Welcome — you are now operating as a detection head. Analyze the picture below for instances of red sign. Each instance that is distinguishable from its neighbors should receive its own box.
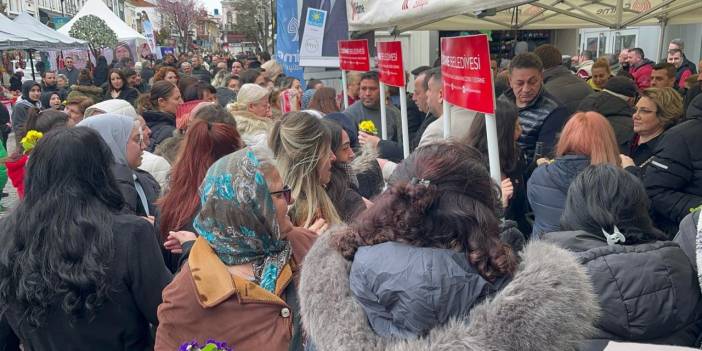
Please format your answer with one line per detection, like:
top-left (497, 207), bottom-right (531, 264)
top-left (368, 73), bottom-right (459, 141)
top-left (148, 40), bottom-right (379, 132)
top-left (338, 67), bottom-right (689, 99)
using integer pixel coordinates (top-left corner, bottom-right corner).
top-left (338, 39), bottom-right (370, 71)
top-left (440, 34), bottom-right (495, 114)
top-left (376, 41), bottom-right (405, 87)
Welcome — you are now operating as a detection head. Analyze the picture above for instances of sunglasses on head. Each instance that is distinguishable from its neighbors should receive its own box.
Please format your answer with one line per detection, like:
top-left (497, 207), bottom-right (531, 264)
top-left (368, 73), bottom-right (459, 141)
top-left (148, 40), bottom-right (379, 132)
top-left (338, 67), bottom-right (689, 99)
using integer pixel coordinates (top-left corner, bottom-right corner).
top-left (270, 185), bottom-right (292, 204)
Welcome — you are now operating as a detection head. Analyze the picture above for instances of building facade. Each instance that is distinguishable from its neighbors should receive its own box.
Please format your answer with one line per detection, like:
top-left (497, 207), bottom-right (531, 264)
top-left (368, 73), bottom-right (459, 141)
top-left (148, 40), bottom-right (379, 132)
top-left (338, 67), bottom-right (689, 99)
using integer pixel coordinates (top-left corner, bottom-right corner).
top-left (5, 0), bottom-right (124, 22)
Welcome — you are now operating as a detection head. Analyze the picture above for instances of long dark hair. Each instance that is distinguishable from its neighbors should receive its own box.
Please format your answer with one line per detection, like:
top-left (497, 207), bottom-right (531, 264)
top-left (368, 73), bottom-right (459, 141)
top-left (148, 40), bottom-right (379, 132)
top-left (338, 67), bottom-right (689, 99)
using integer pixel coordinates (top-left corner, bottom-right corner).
top-left (0, 127), bottom-right (124, 327)
top-left (107, 68), bottom-right (127, 92)
top-left (334, 142), bottom-right (517, 282)
top-left (466, 99), bottom-right (520, 175)
top-left (321, 119), bottom-right (351, 207)
top-left (561, 164), bottom-right (666, 244)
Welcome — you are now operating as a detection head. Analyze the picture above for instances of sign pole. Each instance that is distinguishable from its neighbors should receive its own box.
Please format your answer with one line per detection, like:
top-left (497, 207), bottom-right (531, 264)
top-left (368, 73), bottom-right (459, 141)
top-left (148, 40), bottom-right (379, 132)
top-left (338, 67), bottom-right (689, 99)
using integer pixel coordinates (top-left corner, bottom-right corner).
top-left (485, 113), bottom-right (502, 184)
top-left (442, 99), bottom-right (451, 138)
top-left (486, 67), bottom-right (501, 183)
top-left (379, 82), bottom-right (388, 140)
top-left (341, 70), bottom-right (349, 110)
top-left (399, 87), bottom-right (410, 157)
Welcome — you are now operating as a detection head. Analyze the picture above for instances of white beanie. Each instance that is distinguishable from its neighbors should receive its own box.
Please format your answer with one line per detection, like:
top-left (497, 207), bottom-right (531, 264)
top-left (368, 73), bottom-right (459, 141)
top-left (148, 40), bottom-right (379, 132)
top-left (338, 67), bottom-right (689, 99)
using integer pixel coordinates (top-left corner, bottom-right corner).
top-left (236, 84), bottom-right (270, 105)
top-left (84, 99), bottom-right (138, 119)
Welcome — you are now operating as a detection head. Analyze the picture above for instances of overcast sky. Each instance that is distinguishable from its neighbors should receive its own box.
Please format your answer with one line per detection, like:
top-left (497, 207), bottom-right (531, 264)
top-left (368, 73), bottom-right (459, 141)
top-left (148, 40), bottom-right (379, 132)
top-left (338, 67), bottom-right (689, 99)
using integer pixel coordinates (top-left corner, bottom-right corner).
top-left (202, 0), bottom-right (221, 14)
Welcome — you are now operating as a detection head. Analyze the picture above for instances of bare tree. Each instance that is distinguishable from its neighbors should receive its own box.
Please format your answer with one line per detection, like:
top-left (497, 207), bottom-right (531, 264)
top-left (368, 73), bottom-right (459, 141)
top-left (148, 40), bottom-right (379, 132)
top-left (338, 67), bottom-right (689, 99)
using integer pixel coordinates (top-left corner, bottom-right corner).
top-left (230, 0), bottom-right (275, 54)
top-left (156, 0), bottom-right (204, 52)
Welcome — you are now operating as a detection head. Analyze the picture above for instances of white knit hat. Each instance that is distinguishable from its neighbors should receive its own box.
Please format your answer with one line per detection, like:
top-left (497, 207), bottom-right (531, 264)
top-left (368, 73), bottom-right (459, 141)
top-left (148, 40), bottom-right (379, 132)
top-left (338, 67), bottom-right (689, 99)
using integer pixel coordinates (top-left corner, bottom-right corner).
top-left (236, 84), bottom-right (270, 105)
top-left (84, 99), bottom-right (138, 119)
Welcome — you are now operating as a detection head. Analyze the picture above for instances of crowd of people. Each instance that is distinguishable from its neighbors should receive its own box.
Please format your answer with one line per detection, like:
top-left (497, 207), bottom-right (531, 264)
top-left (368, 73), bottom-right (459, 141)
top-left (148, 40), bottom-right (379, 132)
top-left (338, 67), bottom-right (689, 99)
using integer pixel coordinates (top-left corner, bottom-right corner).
top-left (0, 38), bottom-right (702, 351)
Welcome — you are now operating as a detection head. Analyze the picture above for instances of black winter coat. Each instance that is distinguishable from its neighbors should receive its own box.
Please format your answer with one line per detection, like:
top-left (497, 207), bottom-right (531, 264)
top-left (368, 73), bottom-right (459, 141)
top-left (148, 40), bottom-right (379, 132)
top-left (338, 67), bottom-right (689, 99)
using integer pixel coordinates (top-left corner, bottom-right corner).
top-left (112, 164), bottom-right (160, 218)
top-left (104, 87), bottom-right (140, 106)
top-left (578, 91), bottom-right (634, 153)
top-left (543, 65), bottom-right (593, 117)
top-left (644, 94), bottom-right (702, 236)
top-left (142, 110), bottom-right (176, 153)
top-left (544, 230), bottom-right (702, 348)
top-left (2, 214), bottom-right (173, 351)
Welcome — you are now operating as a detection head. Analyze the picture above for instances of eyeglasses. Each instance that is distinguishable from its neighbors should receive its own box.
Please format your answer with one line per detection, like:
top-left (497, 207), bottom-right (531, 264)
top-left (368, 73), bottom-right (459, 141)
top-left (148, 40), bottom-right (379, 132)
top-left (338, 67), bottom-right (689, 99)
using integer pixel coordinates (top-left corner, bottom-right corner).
top-left (634, 107), bottom-right (657, 115)
top-left (270, 185), bottom-right (292, 205)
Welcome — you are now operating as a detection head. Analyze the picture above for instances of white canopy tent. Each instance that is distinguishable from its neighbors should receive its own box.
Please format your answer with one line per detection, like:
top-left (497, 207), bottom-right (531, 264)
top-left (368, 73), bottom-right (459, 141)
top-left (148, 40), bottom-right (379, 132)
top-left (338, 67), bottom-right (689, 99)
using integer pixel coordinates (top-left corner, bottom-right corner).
top-left (57, 0), bottom-right (146, 42)
top-left (0, 13), bottom-right (56, 50)
top-left (12, 12), bottom-right (87, 50)
top-left (347, 0), bottom-right (702, 32)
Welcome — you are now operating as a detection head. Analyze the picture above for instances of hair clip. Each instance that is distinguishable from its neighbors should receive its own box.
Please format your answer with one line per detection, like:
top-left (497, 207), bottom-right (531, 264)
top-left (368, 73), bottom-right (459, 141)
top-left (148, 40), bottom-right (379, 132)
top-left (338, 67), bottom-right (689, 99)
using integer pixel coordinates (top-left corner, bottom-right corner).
top-left (601, 225), bottom-right (626, 246)
top-left (410, 177), bottom-right (431, 186)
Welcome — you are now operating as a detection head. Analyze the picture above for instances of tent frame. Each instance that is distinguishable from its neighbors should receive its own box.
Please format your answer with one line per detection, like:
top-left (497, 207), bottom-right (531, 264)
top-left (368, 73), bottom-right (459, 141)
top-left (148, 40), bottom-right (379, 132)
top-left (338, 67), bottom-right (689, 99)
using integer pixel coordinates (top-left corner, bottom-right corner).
top-left (379, 0), bottom-right (702, 34)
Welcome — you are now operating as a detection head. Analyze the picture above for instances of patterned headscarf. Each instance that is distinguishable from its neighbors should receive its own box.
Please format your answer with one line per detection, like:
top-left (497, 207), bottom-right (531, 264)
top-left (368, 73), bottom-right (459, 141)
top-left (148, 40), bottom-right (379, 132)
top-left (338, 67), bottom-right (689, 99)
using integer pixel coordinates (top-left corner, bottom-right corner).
top-left (193, 147), bottom-right (291, 292)
top-left (302, 88), bottom-right (317, 110)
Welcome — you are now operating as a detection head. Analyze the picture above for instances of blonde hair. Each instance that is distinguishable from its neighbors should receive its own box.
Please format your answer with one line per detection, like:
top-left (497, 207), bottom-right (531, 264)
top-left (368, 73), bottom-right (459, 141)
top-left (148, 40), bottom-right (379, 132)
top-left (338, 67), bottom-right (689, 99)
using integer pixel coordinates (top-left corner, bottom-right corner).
top-left (268, 111), bottom-right (341, 227)
top-left (640, 87), bottom-right (683, 129)
top-left (556, 112), bottom-right (621, 166)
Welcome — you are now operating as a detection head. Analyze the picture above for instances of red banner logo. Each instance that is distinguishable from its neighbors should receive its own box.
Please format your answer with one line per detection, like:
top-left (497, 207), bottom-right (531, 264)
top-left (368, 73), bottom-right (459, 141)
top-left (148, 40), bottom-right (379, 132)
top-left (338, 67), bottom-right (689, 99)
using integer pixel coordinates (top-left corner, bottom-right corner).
top-left (440, 34), bottom-right (495, 114)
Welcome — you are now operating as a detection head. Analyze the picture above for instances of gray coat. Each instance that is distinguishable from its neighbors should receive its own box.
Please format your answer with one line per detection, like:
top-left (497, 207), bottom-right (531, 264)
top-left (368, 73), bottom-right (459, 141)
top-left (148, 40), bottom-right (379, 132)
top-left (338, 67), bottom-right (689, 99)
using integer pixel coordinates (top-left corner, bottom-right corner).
top-left (544, 230), bottom-right (702, 347)
top-left (299, 227), bottom-right (600, 351)
top-left (349, 242), bottom-right (510, 338)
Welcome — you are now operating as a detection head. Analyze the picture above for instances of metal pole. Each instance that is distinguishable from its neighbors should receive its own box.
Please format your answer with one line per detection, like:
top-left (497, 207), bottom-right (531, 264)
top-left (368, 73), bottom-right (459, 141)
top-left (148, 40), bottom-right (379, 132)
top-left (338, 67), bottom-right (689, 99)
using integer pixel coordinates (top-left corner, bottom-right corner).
top-left (341, 70), bottom-right (349, 110)
top-left (486, 67), bottom-right (501, 184)
top-left (28, 50), bottom-right (36, 81)
top-left (485, 113), bottom-right (502, 184)
top-left (442, 99), bottom-right (451, 138)
top-left (61, 0), bottom-right (65, 16)
top-left (658, 19), bottom-right (668, 60)
top-left (399, 86), bottom-right (410, 158)
top-left (379, 82), bottom-right (388, 140)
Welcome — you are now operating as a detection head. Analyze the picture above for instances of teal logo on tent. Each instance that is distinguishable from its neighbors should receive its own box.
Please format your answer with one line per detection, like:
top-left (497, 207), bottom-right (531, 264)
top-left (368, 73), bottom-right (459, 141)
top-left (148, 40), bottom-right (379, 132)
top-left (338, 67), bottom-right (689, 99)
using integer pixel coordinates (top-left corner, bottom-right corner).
top-left (307, 9), bottom-right (326, 27)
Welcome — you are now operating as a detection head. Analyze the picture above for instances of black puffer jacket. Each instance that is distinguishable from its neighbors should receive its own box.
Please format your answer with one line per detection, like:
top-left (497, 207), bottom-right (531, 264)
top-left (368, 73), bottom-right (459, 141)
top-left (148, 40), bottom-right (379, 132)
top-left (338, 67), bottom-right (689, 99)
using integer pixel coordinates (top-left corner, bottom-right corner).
top-left (544, 230), bottom-right (702, 348)
top-left (644, 94), bottom-right (702, 236)
top-left (499, 88), bottom-right (570, 162)
top-left (578, 91), bottom-right (634, 153)
top-left (543, 65), bottom-right (593, 117)
top-left (142, 110), bottom-right (176, 153)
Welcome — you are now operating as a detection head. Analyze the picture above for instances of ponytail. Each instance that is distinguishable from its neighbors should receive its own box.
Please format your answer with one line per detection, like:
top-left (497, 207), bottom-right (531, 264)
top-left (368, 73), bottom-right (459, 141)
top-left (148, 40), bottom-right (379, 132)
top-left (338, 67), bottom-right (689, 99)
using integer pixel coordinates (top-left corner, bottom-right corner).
top-left (137, 80), bottom-right (177, 114)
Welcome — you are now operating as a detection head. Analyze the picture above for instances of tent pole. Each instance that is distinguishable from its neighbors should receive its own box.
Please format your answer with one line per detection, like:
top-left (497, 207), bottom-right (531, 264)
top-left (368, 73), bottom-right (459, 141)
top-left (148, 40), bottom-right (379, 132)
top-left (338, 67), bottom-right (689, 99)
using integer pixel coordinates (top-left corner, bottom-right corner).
top-left (28, 50), bottom-right (36, 81)
top-left (616, 0), bottom-right (623, 29)
top-left (658, 18), bottom-right (668, 60)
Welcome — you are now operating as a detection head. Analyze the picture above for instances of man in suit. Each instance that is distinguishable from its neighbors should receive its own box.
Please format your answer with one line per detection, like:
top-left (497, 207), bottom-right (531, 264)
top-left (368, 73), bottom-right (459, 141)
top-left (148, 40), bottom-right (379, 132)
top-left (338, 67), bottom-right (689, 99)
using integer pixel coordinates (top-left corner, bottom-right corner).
top-left (298, 0), bottom-right (348, 57)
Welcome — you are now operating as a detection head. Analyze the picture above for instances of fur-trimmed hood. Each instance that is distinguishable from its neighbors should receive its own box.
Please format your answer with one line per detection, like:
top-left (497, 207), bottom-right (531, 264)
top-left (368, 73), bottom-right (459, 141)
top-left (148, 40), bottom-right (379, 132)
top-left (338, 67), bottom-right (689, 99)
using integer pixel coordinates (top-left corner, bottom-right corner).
top-left (299, 227), bottom-right (600, 351)
top-left (229, 110), bottom-right (273, 148)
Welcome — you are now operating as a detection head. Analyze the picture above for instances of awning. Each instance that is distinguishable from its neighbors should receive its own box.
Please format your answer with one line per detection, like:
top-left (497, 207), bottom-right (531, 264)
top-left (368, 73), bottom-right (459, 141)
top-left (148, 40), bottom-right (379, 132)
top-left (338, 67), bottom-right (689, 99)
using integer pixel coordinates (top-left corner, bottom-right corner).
top-left (13, 12), bottom-right (88, 50)
top-left (0, 12), bottom-right (58, 50)
top-left (347, 0), bottom-right (702, 32)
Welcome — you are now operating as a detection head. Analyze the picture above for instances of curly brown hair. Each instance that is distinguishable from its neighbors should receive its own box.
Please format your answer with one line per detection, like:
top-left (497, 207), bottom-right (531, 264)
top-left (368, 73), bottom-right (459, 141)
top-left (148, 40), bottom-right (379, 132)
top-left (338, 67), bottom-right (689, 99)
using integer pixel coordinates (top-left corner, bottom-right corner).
top-left (153, 66), bottom-right (179, 84)
top-left (334, 142), bottom-right (518, 282)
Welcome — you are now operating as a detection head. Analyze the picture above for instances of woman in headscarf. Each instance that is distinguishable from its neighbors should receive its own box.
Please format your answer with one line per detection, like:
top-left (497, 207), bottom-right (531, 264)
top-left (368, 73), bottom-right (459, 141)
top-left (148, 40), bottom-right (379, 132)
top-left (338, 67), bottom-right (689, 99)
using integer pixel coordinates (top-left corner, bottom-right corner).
top-left (77, 114), bottom-right (160, 220)
top-left (155, 146), bottom-right (316, 350)
top-left (11, 81), bottom-right (42, 140)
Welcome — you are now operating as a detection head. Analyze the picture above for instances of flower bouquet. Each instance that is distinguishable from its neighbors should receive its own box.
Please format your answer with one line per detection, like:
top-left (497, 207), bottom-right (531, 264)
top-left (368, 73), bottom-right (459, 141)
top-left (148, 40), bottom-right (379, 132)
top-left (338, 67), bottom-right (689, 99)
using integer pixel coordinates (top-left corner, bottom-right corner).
top-left (20, 130), bottom-right (43, 153)
top-left (179, 340), bottom-right (233, 351)
top-left (358, 120), bottom-right (378, 135)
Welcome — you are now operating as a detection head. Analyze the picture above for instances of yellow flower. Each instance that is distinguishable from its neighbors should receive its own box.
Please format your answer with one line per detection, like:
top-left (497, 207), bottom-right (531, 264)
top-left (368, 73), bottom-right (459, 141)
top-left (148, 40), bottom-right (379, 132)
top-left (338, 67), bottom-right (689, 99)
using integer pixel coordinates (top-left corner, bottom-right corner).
top-left (21, 130), bottom-right (44, 153)
top-left (358, 120), bottom-right (378, 135)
